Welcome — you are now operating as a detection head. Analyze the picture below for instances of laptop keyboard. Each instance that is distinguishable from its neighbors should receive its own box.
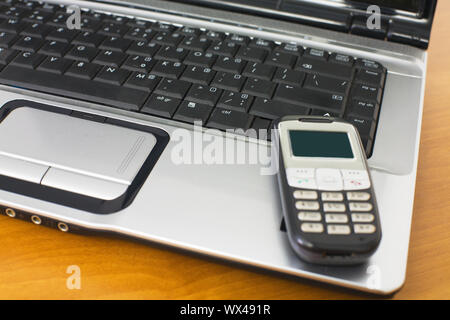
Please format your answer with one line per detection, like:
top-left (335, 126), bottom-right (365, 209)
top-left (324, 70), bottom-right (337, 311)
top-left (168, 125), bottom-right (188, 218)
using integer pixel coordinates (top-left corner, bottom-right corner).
top-left (0, 1), bottom-right (386, 156)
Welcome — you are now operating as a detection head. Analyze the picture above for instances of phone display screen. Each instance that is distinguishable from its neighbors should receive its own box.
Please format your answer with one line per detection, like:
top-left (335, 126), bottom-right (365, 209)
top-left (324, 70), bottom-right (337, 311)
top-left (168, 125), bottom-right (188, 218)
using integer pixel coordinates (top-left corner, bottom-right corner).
top-left (289, 130), bottom-right (354, 159)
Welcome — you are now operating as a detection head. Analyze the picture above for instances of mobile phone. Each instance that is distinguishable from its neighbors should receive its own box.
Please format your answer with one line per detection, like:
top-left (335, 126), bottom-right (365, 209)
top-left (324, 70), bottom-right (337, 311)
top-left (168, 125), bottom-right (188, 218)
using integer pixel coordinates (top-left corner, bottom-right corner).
top-left (273, 116), bottom-right (381, 265)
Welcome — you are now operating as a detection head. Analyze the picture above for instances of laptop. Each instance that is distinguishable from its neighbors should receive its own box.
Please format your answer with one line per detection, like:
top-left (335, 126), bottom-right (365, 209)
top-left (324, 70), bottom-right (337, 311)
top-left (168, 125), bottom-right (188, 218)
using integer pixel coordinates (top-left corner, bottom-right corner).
top-left (0, 0), bottom-right (436, 294)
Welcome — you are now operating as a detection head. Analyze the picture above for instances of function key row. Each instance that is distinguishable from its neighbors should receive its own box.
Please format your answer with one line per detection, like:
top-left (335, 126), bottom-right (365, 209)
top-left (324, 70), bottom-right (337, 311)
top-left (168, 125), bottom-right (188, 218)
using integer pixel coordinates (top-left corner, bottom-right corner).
top-left (295, 201), bottom-right (373, 212)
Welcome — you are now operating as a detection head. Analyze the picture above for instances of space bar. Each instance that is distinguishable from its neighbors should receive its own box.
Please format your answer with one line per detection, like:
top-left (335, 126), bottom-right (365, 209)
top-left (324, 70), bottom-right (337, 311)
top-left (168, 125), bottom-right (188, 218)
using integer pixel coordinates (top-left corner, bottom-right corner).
top-left (0, 66), bottom-right (149, 111)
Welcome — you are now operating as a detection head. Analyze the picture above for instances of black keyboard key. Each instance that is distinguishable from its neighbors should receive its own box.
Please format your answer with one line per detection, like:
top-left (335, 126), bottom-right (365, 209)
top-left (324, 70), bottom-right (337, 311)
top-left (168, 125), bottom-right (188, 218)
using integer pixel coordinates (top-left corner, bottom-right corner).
top-left (126, 40), bottom-right (159, 56)
top-left (242, 62), bottom-right (275, 80)
top-left (123, 72), bottom-right (160, 92)
top-left (37, 56), bottom-right (72, 74)
top-left (126, 19), bottom-right (152, 29)
top-left (329, 53), bottom-right (354, 66)
top-left (173, 100), bottom-right (212, 124)
top-left (124, 27), bottom-right (155, 41)
top-left (46, 27), bottom-right (78, 43)
top-left (345, 116), bottom-right (376, 138)
top-left (151, 60), bottom-right (185, 79)
top-left (12, 35), bottom-right (43, 52)
top-left (10, 51), bottom-right (44, 68)
top-left (72, 31), bottom-right (105, 47)
top-left (0, 6), bottom-right (27, 19)
top-left (152, 23), bottom-right (175, 32)
top-left (98, 22), bottom-right (129, 37)
top-left (154, 78), bottom-right (191, 99)
top-left (20, 22), bottom-right (51, 38)
top-left (303, 74), bottom-right (350, 94)
top-left (243, 77), bottom-right (276, 99)
top-left (304, 48), bottom-right (328, 60)
top-left (141, 94), bottom-right (181, 118)
top-left (93, 50), bottom-right (127, 67)
top-left (23, 10), bottom-right (52, 24)
top-left (207, 41), bottom-right (239, 57)
top-left (0, 66), bottom-right (147, 111)
top-left (122, 54), bottom-right (155, 73)
top-left (275, 43), bottom-right (304, 56)
top-left (347, 99), bottom-right (380, 120)
top-left (65, 44), bottom-right (98, 62)
top-left (355, 68), bottom-right (385, 87)
top-left (185, 84), bottom-right (222, 106)
top-left (249, 117), bottom-right (272, 140)
top-left (0, 31), bottom-right (17, 47)
top-left (178, 26), bottom-right (201, 37)
top-left (100, 36), bottom-right (132, 52)
top-left (205, 30), bottom-right (225, 41)
top-left (211, 71), bottom-right (245, 91)
top-left (225, 34), bottom-right (250, 46)
top-left (351, 83), bottom-right (382, 103)
top-left (65, 61), bottom-right (101, 79)
top-left (0, 47), bottom-right (16, 64)
top-left (154, 45), bottom-right (188, 62)
top-left (273, 68), bottom-right (305, 85)
top-left (103, 15), bottom-right (129, 25)
top-left (95, 65), bottom-right (130, 85)
top-left (310, 109), bottom-right (341, 117)
top-left (0, 18), bottom-right (26, 33)
top-left (274, 84), bottom-right (345, 113)
top-left (235, 46), bottom-right (267, 63)
top-left (179, 35), bottom-right (211, 51)
top-left (295, 57), bottom-right (353, 80)
top-left (217, 90), bottom-right (254, 112)
top-left (265, 51), bottom-right (297, 68)
top-left (184, 50), bottom-right (216, 68)
top-left (249, 38), bottom-right (275, 51)
top-left (207, 108), bottom-right (253, 130)
top-left (213, 56), bottom-right (246, 74)
top-left (250, 97), bottom-right (310, 120)
top-left (79, 17), bottom-right (102, 33)
top-left (180, 65), bottom-right (215, 85)
top-left (355, 58), bottom-right (385, 72)
top-left (152, 31), bottom-right (183, 47)
top-left (38, 40), bottom-right (69, 57)
top-left (47, 12), bottom-right (69, 27)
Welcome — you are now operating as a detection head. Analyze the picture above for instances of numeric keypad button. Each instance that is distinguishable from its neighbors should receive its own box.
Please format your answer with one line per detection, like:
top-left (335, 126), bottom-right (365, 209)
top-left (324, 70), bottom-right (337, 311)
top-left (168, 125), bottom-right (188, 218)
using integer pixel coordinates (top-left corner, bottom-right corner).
top-left (323, 202), bottom-right (346, 212)
top-left (298, 212), bottom-right (321, 222)
top-left (325, 214), bottom-right (348, 224)
top-left (327, 225), bottom-right (351, 235)
top-left (293, 190), bottom-right (318, 200)
top-left (301, 223), bottom-right (324, 233)
top-left (347, 192), bottom-right (371, 201)
top-left (295, 201), bottom-right (320, 211)
top-left (349, 202), bottom-right (373, 212)
top-left (321, 192), bottom-right (343, 201)
top-left (351, 213), bottom-right (375, 223)
top-left (354, 224), bottom-right (376, 234)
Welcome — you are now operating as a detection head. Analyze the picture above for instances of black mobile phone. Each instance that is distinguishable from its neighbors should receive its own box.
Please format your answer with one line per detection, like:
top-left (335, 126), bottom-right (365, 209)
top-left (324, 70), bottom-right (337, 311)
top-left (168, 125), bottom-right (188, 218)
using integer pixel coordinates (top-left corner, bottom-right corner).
top-left (274, 116), bottom-right (382, 265)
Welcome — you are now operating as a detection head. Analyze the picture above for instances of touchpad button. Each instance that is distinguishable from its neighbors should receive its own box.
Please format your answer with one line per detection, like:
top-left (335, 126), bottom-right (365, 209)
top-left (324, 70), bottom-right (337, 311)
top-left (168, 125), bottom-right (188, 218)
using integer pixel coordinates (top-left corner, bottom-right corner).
top-left (0, 107), bottom-right (157, 200)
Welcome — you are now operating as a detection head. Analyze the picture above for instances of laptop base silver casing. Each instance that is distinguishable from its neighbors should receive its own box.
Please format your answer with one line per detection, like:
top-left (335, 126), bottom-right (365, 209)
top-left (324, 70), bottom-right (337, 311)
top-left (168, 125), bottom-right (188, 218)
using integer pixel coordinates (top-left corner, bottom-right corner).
top-left (0, 0), bottom-right (427, 294)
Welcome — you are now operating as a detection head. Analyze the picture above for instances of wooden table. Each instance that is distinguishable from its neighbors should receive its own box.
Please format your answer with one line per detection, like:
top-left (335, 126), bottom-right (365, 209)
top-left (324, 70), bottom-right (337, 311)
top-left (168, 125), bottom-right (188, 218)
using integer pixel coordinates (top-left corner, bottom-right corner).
top-left (0, 3), bottom-right (449, 300)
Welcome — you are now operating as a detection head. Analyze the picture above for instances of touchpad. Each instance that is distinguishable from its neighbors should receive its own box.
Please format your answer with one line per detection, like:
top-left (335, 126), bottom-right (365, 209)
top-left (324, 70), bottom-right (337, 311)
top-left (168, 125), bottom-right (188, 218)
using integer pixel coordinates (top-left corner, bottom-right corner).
top-left (0, 106), bottom-right (158, 202)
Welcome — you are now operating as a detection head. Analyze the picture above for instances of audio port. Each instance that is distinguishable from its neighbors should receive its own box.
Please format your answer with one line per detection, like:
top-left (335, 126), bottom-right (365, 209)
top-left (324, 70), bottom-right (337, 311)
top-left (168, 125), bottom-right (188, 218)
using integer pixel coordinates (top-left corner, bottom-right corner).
top-left (57, 222), bottom-right (69, 232)
top-left (31, 215), bottom-right (42, 225)
top-left (5, 208), bottom-right (16, 218)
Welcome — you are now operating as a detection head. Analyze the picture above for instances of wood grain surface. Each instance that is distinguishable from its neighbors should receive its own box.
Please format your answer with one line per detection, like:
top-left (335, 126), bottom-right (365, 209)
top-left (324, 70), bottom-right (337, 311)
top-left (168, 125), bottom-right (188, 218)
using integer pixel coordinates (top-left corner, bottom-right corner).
top-left (0, 2), bottom-right (449, 300)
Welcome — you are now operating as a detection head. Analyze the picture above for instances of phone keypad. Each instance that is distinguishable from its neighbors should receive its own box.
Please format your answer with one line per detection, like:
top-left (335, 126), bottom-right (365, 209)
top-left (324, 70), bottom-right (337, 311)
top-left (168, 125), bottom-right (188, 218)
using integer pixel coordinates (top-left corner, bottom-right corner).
top-left (292, 188), bottom-right (377, 235)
